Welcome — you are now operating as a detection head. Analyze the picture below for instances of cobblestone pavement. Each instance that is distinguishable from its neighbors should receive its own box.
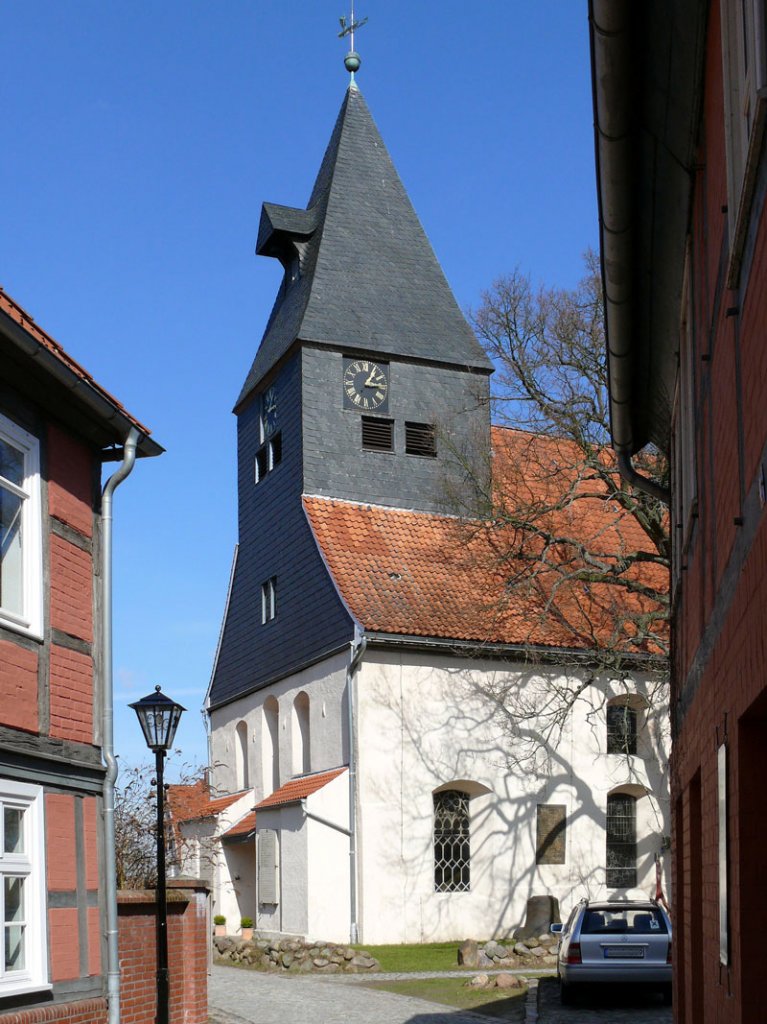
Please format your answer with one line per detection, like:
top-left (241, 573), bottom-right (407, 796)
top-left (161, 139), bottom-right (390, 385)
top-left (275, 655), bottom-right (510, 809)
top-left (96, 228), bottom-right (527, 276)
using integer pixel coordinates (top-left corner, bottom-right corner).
top-left (208, 964), bottom-right (518, 1024)
top-left (534, 977), bottom-right (672, 1024)
top-left (209, 964), bottom-right (671, 1024)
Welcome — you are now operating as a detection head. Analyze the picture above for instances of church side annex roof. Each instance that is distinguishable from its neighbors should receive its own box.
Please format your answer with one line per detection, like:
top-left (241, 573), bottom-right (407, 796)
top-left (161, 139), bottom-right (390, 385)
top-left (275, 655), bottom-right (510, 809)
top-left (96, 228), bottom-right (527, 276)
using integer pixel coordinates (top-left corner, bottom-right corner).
top-left (303, 426), bottom-right (668, 655)
top-left (237, 86), bottom-right (491, 409)
top-left (255, 767), bottom-right (348, 810)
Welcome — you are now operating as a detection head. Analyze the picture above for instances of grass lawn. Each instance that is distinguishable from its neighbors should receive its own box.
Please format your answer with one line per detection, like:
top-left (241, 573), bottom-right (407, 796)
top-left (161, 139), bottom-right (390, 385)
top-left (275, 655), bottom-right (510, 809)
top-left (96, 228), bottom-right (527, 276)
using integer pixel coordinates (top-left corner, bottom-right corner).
top-left (352, 942), bottom-right (462, 973)
top-left (364, 977), bottom-right (527, 1022)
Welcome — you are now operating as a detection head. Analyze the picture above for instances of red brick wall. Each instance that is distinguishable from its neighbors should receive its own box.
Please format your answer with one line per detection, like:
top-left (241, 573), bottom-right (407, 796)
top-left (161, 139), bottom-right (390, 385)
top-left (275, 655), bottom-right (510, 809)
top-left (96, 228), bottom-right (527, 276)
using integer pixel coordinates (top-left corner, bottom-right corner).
top-left (49, 645), bottom-right (94, 744)
top-left (45, 794), bottom-right (77, 891)
top-left (117, 886), bottom-right (209, 1024)
top-left (47, 424), bottom-right (94, 538)
top-left (0, 999), bottom-right (106, 1024)
top-left (49, 536), bottom-right (93, 643)
top-left (0, 640), bottom-right (38, 732)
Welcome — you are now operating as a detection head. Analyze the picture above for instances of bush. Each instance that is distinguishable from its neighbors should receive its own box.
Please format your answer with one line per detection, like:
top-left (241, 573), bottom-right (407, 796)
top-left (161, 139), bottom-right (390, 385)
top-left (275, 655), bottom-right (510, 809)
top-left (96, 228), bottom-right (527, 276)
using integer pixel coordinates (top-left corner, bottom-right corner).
top-left (213, 915), bottom-right (226, 926)
top-left (241, 917), bottom-right (254, 929)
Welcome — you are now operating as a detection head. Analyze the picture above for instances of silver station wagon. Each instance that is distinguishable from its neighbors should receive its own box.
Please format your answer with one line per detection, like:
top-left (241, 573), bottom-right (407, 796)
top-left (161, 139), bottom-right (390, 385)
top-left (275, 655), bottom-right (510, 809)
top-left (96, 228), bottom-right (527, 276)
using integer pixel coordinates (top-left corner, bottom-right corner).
top-left (551, 899), bottom-right (672, 1005)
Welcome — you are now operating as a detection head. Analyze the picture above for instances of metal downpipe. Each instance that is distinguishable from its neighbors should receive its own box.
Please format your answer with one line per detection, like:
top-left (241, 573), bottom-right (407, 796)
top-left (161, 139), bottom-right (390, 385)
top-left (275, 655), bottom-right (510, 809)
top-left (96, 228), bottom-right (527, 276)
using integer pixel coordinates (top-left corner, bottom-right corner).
top-left (101, 427), bottom-right (139, 1024)
top-left (346, 633), bottom-right (367, 944)
top-left (617, 451), bottom-right (670, 506)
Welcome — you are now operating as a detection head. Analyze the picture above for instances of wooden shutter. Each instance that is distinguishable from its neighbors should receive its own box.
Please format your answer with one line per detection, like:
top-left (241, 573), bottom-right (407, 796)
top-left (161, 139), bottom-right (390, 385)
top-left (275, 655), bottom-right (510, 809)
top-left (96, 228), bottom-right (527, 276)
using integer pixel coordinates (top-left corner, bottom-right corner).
top-left (257, 829), bottom-right (279, 904)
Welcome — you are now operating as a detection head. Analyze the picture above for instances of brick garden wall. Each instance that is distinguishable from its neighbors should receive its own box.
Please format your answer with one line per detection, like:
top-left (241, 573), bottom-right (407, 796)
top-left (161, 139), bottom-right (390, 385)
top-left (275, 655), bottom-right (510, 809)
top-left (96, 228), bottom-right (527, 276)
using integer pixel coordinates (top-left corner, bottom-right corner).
top-left (117, 884), bottom-right (209, 1024)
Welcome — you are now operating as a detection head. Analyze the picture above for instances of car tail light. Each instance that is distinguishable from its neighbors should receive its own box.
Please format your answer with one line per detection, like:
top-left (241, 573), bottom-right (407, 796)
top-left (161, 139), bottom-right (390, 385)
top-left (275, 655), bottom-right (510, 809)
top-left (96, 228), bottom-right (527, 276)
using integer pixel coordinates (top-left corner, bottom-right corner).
top-left (566, 942), bottom-right (582, 965)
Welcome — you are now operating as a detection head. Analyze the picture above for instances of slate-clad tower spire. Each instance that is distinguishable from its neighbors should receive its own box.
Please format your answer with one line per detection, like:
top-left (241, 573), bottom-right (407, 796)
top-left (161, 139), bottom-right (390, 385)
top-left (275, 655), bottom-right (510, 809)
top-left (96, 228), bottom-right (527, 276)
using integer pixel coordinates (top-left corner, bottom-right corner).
top-left (238, 85), bottom-right (491, 409)
top-left (208, 85), bottom-right (493, 708)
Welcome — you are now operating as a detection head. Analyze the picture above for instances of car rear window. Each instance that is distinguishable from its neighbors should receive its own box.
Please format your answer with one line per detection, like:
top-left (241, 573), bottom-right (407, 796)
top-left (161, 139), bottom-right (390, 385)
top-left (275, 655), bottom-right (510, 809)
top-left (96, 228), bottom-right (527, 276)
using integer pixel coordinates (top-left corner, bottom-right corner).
top-left (581, 908), bottom-right (668, 935)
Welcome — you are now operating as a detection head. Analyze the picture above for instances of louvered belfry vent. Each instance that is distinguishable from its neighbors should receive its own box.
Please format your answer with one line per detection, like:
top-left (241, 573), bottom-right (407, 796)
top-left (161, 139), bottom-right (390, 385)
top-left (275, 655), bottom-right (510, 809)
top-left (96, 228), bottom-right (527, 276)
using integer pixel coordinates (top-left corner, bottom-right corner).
top-left (362, 417), bottom-right (394, 452)
top-left (405, 421), bottom-right (437, 458)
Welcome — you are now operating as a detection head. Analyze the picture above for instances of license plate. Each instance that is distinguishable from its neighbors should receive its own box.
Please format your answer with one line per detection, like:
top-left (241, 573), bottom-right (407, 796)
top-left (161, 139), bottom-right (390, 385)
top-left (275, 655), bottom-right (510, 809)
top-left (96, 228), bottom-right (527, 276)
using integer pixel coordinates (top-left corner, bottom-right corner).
top-left (604, 946), bottom-right (644, 959)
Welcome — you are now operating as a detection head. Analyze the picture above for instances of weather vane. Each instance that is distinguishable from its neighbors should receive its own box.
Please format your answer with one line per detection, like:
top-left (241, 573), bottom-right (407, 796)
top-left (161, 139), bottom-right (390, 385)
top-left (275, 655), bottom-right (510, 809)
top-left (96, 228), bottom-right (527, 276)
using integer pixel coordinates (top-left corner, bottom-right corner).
top-left (338, 1), bottom-right (367, 84)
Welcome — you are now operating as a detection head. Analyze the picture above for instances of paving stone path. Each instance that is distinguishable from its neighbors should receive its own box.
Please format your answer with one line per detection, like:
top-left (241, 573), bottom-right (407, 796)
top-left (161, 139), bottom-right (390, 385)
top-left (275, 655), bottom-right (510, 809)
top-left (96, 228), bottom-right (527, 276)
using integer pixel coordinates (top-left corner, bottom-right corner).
top-left (209, 963), bottom-right (671, 1024)
top-left (208, 964), bottom-right (508, 1024)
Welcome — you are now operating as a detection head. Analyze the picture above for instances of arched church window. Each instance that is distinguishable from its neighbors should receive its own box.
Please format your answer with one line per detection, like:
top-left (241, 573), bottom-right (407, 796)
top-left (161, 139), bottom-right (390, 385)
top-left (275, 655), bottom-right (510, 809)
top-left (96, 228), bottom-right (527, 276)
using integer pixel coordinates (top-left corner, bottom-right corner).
top-left (262, 697), bottom-right (279, 796)
top-left (606, 792), bottom-right (637, 888)
top-left (433, 789), bottom-right (470, 892)
top-left (292, 692), bottom-right (310, 775)
top-left (235, 720), bottom-right (250, 790)
top-left (606, 702), bottom-right (638, 755)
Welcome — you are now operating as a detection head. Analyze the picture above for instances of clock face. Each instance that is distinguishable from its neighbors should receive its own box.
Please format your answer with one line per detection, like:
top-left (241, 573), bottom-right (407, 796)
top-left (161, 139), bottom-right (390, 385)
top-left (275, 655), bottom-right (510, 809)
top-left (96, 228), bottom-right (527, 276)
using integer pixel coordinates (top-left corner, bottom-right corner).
top-left (262, 385), bottom-right (278, 438)
top-left (343, 359), bottom-right (389, 412)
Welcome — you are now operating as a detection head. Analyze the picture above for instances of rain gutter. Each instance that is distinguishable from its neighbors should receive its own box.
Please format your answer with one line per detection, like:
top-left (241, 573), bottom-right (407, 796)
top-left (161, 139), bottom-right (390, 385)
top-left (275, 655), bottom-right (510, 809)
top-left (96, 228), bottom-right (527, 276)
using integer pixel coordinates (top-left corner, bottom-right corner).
top-left (590, 0), bottom-right (670, 504)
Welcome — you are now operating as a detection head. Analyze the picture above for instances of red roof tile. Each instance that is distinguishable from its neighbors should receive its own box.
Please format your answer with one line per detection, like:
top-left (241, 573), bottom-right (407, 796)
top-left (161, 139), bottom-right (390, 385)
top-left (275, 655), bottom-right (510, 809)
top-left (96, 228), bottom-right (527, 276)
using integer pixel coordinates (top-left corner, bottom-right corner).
top-left (167, 779), bottom-right (247, 823)
top-left (255, 768), bottom-right (347, 810)
top-left (303, 427), bottom-right (667, 655)
top-left (222, 810), bottom-right (257, 840)
top-left (0, 287), bottom-right (152, 436)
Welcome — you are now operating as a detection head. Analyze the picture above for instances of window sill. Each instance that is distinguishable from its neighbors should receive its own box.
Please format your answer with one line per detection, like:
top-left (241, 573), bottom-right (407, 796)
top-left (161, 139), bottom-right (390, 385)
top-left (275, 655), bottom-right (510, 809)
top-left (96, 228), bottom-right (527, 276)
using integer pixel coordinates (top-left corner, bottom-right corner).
top-left (0, 613), bottom-right (43, 643)
top-left (0, 980), bottom-right (52, 1000)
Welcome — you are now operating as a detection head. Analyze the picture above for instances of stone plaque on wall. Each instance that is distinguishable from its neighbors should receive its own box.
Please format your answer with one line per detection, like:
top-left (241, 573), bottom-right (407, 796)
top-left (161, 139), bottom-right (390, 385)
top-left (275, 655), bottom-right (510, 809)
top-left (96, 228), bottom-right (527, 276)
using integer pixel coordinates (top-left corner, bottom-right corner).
top-left (536, 804), bottom-right (567, 864)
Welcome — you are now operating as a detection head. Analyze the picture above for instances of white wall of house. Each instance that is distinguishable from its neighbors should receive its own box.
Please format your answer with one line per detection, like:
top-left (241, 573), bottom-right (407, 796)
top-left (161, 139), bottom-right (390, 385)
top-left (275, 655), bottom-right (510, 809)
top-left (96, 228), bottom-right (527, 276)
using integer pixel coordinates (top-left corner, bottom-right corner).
top-left (206, 645), bottom-right (670, 945)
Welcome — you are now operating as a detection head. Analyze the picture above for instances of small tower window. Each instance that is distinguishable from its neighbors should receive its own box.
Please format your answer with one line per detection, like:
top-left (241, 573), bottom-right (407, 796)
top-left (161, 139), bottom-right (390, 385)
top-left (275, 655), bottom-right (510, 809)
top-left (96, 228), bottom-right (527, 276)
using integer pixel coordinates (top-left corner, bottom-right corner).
top-left (405, 422), bottom-right (437, 458)
top-left (255, 433), bottom-right (282, 483)
top-left (361, 417), bottom-right (393, 452)
top-left (261, 577), bottom-right (277, 624)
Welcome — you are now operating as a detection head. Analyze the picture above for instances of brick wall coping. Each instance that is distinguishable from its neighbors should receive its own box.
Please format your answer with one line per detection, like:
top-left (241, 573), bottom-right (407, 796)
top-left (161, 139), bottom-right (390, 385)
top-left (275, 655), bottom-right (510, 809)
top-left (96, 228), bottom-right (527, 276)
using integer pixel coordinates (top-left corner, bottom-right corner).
top-left (0, 996), bottom-right (107, 1024)
top-left (118, 888), bottom-right (198, 906)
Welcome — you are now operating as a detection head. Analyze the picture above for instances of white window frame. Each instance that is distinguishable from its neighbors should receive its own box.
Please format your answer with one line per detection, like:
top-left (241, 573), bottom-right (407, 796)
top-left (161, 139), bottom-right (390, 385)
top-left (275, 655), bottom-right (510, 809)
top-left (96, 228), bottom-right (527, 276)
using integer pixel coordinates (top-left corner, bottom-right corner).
top-left (0, 414), bottom-right (43, 639)
top-left (721, 0), bottom-right (767, 284)
top-left (0, 780), bottom-right (49, 997)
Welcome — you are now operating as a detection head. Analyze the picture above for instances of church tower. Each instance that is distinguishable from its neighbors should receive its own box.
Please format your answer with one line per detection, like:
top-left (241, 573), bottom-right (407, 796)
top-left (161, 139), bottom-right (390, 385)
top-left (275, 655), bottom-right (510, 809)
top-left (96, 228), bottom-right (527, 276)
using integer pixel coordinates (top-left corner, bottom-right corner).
top-left (208, 81), bottom-right (493, 708)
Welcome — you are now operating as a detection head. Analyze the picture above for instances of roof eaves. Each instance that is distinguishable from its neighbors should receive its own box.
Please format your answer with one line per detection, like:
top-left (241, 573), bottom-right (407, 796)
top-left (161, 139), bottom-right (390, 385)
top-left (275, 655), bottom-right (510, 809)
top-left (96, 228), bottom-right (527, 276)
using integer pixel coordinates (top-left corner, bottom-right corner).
top-left (364, 631), bottom-right (666, 672)
top-left (0, 291), bottom-right (163, 458)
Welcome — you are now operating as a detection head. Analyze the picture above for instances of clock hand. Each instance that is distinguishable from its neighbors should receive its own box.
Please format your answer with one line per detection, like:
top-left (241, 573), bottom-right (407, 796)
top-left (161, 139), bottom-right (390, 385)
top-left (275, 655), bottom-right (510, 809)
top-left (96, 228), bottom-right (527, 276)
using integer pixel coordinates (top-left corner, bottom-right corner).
top-left (364, 371), bottom-right (383, 387)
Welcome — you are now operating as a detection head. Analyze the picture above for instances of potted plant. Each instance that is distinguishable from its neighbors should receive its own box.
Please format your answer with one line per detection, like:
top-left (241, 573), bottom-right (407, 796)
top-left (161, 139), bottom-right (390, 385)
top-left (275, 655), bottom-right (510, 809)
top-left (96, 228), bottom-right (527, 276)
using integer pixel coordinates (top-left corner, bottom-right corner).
top-left (213, 914), bottom-right (226, 937)
top-left (240, 916), bottom-right (254, 941)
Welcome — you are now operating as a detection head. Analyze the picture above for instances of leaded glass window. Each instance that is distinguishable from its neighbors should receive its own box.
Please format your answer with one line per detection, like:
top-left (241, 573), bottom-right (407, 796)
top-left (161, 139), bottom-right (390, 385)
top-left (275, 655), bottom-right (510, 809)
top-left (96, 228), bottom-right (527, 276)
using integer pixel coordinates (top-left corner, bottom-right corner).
top-left (606, 705), bottom-right (638, 755)
top-left (434, 790), bottom-right (470, 892)
top-left (606, 793), bottom-right (637, 888)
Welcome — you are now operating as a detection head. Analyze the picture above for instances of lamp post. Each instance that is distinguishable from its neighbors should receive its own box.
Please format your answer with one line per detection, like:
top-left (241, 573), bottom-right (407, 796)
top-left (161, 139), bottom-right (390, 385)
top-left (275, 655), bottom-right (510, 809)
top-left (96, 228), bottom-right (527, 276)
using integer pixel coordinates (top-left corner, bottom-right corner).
top-left (129, 686), bottom-right (185, 1024)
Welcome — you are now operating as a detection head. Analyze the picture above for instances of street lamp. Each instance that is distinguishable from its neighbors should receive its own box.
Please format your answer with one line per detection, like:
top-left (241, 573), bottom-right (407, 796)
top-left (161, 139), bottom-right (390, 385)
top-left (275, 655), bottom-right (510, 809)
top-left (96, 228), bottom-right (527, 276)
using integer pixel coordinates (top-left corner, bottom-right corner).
top-left (129, 686), bottom-right (185, 1024)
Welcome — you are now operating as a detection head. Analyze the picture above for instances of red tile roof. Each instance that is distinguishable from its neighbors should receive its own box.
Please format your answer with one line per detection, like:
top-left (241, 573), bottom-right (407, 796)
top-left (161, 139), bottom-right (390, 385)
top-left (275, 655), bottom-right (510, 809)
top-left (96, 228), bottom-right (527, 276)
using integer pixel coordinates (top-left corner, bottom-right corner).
top-left (167, 779), bottom-right (247, 823)
top-left (255, 767), bottom-right (347, 810)
top-left (303, 427), bottom-right (667, 655)
top-left (222, 810), bottom-right (257, 841)
top-left (0, 287), bottom-right (152, 436)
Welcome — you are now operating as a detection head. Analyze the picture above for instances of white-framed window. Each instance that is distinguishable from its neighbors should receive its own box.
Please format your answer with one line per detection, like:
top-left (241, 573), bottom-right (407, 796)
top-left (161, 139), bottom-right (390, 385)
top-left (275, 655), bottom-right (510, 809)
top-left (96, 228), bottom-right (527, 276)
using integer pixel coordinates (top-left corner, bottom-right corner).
top-left (0, 780), bottom-right (48, 996)
top-left (721, 0), bottom-right (767, 283)
top-left (254, 433), bottom-right (282, 484)
top-left (0, 415), bottom-right (42, 638)
top-left (261, 577), bottom-right (277, 624)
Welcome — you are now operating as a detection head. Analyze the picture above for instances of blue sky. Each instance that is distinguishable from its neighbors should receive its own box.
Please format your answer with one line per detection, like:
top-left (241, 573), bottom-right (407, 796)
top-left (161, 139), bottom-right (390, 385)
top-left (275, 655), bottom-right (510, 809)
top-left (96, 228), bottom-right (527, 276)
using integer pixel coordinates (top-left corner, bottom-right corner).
top-left (1, 2), bottom-right (597, 772)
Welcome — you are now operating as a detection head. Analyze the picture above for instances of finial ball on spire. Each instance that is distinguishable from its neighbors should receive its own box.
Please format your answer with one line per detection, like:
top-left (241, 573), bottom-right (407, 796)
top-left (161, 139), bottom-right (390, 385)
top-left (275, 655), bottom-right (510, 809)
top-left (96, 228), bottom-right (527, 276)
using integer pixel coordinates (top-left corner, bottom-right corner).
top-left (344, 51), bottom-right (361, 73)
